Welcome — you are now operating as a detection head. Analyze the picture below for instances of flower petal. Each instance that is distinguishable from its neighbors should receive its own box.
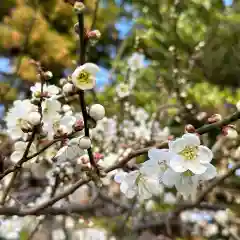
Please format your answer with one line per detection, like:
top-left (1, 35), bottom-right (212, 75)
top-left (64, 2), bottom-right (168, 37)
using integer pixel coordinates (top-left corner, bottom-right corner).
top-left (199, 163), bottom-right (217, 181)
top-left (169, 138), bottom-right (186, 153)
top-left (169, 155), bottom-right (187, 172)
top-left (11, 151), bottom-right (24, 163)
top-left (197, 146), bottom-right (213, 163)
top-left (83, 63), bottom-right (100, 76)
top-left (186, 160), bottom-right (207, 174)
top-left (162, 168), bottom-right (178, 187)
top-left (182, 133), bottom-right (200, 146)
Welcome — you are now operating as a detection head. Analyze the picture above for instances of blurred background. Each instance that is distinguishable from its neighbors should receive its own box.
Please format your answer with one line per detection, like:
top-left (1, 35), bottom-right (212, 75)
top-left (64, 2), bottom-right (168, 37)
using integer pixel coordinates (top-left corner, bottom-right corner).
top-left (1, 0), bottom-right (240, 239)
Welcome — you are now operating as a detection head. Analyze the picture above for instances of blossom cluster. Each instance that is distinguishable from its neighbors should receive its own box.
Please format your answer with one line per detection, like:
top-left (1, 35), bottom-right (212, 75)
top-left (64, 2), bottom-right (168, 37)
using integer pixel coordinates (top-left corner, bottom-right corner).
top-left (115, 133), bottom-right (216, 200)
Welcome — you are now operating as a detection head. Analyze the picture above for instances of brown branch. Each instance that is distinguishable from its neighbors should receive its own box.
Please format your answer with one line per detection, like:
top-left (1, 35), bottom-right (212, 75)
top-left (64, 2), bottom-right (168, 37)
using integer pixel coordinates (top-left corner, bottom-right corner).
top-left (0, 203), bottom-right (102, 216)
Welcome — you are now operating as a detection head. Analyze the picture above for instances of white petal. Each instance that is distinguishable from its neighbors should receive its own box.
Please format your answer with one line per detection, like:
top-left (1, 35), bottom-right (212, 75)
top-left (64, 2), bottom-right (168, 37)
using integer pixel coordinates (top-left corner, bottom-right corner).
top-left (47, 85), bottom-right (59, 95)
top-left (140, 160), bottom-right (165, 177)
top-left (199, 163), bottom-right (217, 181)
top-left (197, 146), bottom-right (213, 163)
top-left (14, 141), bottom-right (27, 151)
top-left (125, 187), bottom-right (137, 199)
top-left (169, 155), bottom-right (187, 172)
top-left (186, 160), bottom-right (207, 174)
top-left (119, 181), bottom-right (129, 194)
top-left (162, 168), bottom-right (178, 187)
top-left (148, 148), bottom-right (172, 165)
top-left (182, 133), bottom-right (200, 146)
top-left (11, 151), bottom-right (23, 163)
top-left (125, 171), bottom-right (139, 186)
top-left (148, 148), bottom-right (167, 161)
top-left (50, 99), bottom-right (61, 112)
top-left (146, 178), bottom-right (163, 195)
top-left (169, 138), bottom-right (186, 153)
top-left (9, 128), bottom-right (23, 140)
top-left (175, 175), bottom-right (197, 200)
top-left (60, 116), bottom-right (76, 127)
top-left (82, 63), bottom-right (100, 76)
top-left (114, 172), bottom-right (127, 183)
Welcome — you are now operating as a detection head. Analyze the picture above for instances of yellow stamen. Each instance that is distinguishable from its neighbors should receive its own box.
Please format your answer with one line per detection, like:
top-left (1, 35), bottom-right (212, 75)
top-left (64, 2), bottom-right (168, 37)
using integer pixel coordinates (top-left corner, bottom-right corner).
top-left (77, 71), bottom-right (90, 84)
top-left (180, 146), bottom-right (197, 160)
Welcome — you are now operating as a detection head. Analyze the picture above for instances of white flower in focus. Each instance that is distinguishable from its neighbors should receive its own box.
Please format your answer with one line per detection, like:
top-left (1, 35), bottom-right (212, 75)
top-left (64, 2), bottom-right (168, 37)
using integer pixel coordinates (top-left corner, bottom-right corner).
top-left (42, 98), bottom-right (61, 122)
top-left (30, 83), bottom-right (59, 98)
top-left (72, 63), bottom-right (100, 90)
top-left (116, 83), bottom-right (131, 98)
top-left (162, 163), bottom-right (216, 200)
top-left (5, 100), bottom-right (38, 139)
top-left (169, 133), bottom-right (213, 174)
top-left (114, 170), bottom-right (162, 200)
top-left (127, 53), bottom-right (145, 71)
top-left (140, 148), bottom-right (170, 180)
top-left (10, 141), bottom-right (37, 163)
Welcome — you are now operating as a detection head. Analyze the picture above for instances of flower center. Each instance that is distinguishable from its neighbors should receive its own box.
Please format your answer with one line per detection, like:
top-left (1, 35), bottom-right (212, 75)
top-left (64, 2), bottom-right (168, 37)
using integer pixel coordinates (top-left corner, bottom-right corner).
top-left (179, 146), bottom-right (198, 160)
top-left (77, 70), bottom-right (90, 84)
top-left (120, 84), bottom-right (129, 92)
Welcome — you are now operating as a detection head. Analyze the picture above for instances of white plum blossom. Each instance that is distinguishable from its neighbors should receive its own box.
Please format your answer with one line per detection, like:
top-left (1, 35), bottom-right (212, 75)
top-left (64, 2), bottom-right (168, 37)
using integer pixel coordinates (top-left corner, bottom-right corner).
top-left (168, 133), bottom-right (213, 174)
top-left (116, 83), bottom-right (131, 98)
top-left (127, 53), bottom-right (145, 71)
top-left (114, 169), bottom-right (163, 200)
top-left (162, 163), bottom-right (217, 199)
top-left (72, 63), bottom-right (100, 90)
top-left (42, 98), bottom-right (61, 122)
top-left (10, 141), bottom-right (37, 163)
top-left (5, 100), bottom-right (38, 139)
top-left (140, 148), bottom-right (170, 180)
top-left (43, 115), bottom-right (76, 140)
top-left (30, 82), bottom-right (59, 98)
top-left (54, 137), bottom-right (84, 162)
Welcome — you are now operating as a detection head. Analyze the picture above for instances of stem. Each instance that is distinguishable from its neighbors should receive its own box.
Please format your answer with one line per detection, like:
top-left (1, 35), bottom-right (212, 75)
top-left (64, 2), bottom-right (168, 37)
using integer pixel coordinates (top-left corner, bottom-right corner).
top-left (77, 7), bottom-right (98, 172)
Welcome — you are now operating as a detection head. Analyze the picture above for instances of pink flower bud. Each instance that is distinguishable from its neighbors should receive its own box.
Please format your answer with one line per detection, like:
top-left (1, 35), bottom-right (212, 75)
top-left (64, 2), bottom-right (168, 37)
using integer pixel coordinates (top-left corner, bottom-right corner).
top-left (208, 114), bottom-right (222, 123)
top-left (185, 124), bottom-right (196, 133)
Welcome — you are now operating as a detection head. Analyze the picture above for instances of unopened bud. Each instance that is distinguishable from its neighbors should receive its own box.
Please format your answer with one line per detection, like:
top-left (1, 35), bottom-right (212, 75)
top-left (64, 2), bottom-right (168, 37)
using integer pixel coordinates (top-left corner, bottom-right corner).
top-left (87, 30), bottom-right (101, 45)
top-left (44, 71), bottom-right (53, 80)
top-left (74, 119), bottom-right (84, 131)
top-left (73, 1), bottom-right (86, 14)
top-left (185, 124), bottom-right (196, 133)
top-left (63, 83), bottom-right (74, 94)
top-left (29, 111), bottom-right (41, 126)
top-left (89, 104), bottom-right (105, 121)
top-left (94, 153), bottom-right (104, 162)
top-left (79, 136), bottom-right (91, 149)
top-left (208, 114), bottom-right (222, 123)
top-left (222, 125), bottom-right (238, 139)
